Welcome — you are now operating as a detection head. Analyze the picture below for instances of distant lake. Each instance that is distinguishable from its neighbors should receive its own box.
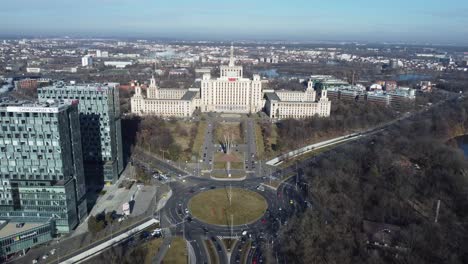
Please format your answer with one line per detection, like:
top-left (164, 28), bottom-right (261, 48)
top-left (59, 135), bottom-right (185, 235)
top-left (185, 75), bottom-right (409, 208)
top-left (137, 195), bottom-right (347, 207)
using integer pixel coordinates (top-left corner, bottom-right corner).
top-left (397, 74), bottom-right (432, 81)
top-left (453, 135), bottom-right (468, 157)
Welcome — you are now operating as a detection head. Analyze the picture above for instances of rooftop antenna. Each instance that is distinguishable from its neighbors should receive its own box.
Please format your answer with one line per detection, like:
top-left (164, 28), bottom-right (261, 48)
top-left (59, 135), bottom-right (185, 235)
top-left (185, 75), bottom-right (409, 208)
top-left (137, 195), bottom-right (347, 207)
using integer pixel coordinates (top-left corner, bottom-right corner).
top-left (229, 43), bottom-right (235, 67)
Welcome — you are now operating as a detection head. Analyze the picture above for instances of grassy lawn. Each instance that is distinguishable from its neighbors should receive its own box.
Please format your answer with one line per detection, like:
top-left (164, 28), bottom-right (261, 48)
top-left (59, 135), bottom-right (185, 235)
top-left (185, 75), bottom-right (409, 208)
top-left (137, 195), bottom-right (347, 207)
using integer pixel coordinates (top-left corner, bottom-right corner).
top-left (192, 121), bottom-right (207, 157)
top-left (215, 122), bottom-right (242, 144)
top-left (167, 122), bottom-right (195, 150)
top-left (214, 152), bottom-right (243, 162)
top-left (213, 151), bottom-right (244, 171)
top-left (213, 161), bottom-right (244, 170)
top-left (141, 239), bottom-right (164, 264)
top-left (255, 123), bottom-right (265, 159)
top-left (262, 123), bottom-right (280, 160)
top-left (164, 120), bottom-right (205, 161)
top-left (188, 188), bottom-right (268, 226)
top-left (163, 237), bottom-right (188, 264)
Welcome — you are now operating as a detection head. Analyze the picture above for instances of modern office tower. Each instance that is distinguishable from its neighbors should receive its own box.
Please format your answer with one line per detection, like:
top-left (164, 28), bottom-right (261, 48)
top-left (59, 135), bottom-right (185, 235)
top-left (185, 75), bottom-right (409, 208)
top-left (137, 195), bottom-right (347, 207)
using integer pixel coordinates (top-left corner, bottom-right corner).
top-left (38, 83), bottom-right (124, 184)
top-left (0, 100), bottom-right (86, 233)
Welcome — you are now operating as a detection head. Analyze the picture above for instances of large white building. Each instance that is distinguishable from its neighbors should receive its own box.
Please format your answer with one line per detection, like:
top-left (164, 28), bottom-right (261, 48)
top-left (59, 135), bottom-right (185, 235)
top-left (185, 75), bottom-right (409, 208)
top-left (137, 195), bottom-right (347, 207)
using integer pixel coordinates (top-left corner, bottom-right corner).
top-left (81, 55), bottom-right (93, 67)
top-left (264, 81), bottom-right (331, 119)
top-left (131, 46), bottom-right (331, 119)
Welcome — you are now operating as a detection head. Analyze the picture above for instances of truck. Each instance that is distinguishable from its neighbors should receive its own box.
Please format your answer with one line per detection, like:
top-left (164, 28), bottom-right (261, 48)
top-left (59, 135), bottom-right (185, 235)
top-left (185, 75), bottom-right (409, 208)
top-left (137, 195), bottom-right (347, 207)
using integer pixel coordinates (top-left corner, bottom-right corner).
top-left (123, 202), bottom-right (130, 216)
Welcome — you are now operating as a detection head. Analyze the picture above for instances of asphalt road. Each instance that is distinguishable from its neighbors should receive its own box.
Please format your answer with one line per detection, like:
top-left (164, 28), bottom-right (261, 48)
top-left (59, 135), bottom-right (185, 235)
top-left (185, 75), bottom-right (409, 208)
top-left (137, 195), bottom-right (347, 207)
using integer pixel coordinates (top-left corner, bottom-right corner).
top-left (159, 175), bottom-right (306, 263)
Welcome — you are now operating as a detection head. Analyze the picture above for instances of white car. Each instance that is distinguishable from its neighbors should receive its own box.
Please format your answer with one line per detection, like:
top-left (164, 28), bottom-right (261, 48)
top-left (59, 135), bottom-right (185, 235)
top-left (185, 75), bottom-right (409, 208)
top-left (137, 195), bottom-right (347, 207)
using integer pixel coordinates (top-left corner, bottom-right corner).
top-left (42, 254), bottom-right (48, 260)
top-left (151, 228), bottom-right (162, 237)
top-left (50, 249), bottom-right (56, 255)
top-left (185, 208), bottom-right (189, 214)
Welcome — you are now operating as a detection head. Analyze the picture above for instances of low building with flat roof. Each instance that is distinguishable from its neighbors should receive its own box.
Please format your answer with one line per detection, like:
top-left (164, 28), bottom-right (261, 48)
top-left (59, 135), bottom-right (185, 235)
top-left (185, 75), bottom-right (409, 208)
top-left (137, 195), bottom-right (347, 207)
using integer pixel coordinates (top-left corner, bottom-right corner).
top-left (0, 219), bottom-right (55, 259)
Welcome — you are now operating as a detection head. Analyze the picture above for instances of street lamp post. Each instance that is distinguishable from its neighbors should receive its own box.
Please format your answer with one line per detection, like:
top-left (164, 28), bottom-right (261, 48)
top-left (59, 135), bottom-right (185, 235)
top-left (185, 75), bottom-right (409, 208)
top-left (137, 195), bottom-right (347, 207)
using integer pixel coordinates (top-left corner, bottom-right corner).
top-left (295, 162), bottom-right (299, 191)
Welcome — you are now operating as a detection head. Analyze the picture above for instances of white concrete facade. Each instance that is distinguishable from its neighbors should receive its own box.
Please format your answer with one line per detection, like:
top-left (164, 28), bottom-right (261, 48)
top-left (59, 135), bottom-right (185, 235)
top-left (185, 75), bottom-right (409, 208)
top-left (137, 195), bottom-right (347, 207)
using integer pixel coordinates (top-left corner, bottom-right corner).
top-left (264, 85), bottom-right (331, 119)
top-left (130, 45), bottom-right (332, 119)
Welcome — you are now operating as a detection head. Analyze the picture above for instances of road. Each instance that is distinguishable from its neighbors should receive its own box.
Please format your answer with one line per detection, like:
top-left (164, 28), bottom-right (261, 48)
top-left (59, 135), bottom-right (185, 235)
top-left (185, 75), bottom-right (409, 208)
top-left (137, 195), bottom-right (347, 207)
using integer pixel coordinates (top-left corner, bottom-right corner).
top-left (30, 95), bottom-right (463, 264)
top-left (158, 175), bottom-right (305, 263)
top-left (245, 119), bottom-right (258, 175)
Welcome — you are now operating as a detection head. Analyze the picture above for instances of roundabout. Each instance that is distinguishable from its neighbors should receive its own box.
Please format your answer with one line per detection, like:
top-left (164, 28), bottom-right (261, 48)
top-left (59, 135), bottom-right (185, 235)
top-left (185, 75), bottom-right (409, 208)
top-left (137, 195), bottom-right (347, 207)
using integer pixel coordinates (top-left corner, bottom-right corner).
top-left (188, 187), bottom-right (268, 226)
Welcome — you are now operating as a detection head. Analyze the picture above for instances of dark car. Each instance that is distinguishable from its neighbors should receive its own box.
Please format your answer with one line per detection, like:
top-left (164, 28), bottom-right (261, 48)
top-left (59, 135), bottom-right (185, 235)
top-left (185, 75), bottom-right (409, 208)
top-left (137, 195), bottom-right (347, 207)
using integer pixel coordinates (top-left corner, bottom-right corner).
top-left (123, 237), bottom-right (136, 247)
top-left (140, 231), bottom-right (151, 239)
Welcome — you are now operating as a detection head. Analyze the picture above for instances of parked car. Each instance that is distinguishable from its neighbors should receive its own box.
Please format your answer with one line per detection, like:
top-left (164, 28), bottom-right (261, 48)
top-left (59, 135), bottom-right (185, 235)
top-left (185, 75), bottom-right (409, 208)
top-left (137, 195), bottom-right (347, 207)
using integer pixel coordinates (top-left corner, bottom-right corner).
top-left (140, 231), bottom-right (151, 240)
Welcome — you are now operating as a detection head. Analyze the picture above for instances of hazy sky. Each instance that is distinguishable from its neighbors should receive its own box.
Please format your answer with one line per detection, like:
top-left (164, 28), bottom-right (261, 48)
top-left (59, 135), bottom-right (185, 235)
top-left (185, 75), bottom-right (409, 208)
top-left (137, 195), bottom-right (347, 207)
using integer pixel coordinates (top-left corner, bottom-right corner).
top-left (2, 0), bottom-right (468, 44)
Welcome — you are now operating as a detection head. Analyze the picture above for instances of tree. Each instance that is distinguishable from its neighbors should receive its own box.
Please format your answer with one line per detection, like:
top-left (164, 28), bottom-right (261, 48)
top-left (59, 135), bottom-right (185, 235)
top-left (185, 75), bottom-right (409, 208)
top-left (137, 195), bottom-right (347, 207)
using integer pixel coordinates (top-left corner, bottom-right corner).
top-left (88, 215), bottom-right (105, 235)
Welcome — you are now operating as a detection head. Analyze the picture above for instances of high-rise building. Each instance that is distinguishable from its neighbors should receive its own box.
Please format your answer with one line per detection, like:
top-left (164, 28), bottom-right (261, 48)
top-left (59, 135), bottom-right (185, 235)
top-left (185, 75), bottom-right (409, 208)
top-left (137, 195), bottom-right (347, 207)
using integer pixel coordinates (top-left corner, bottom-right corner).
top-left (81, 55), bottom-right (93, 67)
top-left (38, 83), bottom-right (124, 184)
top-left (0, 100), bottom-right (86, 233)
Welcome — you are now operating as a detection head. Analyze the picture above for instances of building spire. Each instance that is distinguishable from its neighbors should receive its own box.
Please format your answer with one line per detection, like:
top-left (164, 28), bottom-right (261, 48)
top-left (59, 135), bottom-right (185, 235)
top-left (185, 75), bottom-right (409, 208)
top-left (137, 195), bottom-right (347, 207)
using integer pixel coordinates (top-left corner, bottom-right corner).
top-left (229, 43), bottom-right (235, 66)
top-left (150, 74), bottom-right (156, 88)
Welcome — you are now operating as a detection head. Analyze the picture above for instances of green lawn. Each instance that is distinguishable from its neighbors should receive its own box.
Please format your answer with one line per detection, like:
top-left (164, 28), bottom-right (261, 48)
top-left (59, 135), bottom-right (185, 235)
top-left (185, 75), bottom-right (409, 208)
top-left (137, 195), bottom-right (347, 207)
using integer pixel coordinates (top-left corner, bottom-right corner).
top-left (215, 122), bottom-right (242, 144)
top-left (255, 123), bottom-right (265, 159)
top-left (213, 161), bottom-right (244, 170)
top-left (193, 121), bottom-right (207, 157)
top-left (163, 237), bottom-right (188, 264)
top-left (188, 188), bottom-right (268, 226)
top-left (141, 239), bottom-right (164, 264)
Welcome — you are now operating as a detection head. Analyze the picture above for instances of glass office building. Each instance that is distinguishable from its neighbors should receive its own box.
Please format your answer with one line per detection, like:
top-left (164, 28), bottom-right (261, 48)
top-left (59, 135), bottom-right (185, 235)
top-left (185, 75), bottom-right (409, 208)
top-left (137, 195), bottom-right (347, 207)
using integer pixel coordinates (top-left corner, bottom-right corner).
top-left (0, 100), bottom-right (86, 233)
top-left (0, 220), bottom-right (56, 259)
top-left (38, 83), bottom-right (124, 184)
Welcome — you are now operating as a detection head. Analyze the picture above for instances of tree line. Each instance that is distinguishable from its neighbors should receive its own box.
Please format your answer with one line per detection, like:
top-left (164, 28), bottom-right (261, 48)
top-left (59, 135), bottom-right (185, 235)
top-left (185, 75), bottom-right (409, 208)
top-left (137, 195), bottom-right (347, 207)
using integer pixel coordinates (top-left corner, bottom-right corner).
top-left (274, 101), bottom-right (398, 152)
top-left (278, 97), bottom-right (468, 264)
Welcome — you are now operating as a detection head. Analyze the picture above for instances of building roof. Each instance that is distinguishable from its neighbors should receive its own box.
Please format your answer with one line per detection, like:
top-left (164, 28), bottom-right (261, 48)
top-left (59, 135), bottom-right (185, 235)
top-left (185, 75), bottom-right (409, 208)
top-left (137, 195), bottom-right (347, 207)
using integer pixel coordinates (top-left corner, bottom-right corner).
top-left (264, 92), bottom-right (280, 101)
top-left (0, 99), bottom-right (75, 113)
top-left (181, 90), bottom-right (198, 101)
top-left (0, 221), bottom-right (45, 238)
top-left (40, 82), bottom-right (119, 91)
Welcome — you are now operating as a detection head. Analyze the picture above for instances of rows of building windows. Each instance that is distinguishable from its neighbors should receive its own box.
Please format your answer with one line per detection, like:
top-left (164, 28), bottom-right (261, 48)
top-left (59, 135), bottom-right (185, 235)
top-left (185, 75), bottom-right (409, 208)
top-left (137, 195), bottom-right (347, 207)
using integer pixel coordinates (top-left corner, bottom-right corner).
top-left (0, 224), bottom-right (52, 248)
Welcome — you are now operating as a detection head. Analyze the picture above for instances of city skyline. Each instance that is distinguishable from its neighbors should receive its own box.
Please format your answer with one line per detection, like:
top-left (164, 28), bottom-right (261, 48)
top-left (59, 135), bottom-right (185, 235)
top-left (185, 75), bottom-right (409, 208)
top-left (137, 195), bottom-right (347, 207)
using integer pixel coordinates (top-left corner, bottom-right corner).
top-left (2, 0), bottom-right (468, 45)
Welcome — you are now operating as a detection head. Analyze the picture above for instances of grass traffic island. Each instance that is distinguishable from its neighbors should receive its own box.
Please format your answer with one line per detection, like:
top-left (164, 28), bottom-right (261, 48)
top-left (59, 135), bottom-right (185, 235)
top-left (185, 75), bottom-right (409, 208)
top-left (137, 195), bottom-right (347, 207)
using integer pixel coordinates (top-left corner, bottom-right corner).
top-left (215, 121), bottom-right (243, 143)
top-left (188, 188), bottom-right (268, 226)
top-left (163, 237), bottom-right (188, 264)
top-left (213, 151), bottom-right (245, 172)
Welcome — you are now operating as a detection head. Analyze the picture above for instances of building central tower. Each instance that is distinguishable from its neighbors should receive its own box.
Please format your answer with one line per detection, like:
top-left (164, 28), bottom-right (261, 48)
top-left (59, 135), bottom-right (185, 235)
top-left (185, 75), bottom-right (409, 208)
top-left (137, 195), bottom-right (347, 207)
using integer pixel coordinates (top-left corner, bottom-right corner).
top-left (200, 45), bottom-right (263, 113)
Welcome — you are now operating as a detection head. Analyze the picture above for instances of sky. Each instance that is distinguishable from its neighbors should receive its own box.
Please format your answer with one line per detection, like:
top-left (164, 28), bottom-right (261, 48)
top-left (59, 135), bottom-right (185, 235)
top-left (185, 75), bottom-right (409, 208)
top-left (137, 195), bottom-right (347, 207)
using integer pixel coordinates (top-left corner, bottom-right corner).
top-left (1, 0), bottom-right (468, 44)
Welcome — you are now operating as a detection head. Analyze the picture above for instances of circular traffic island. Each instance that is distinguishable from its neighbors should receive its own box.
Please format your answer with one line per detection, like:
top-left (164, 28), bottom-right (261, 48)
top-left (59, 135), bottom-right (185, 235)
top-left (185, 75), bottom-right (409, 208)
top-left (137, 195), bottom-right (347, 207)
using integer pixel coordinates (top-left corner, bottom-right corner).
top-left (188, 188), bottom-right (268, 226)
